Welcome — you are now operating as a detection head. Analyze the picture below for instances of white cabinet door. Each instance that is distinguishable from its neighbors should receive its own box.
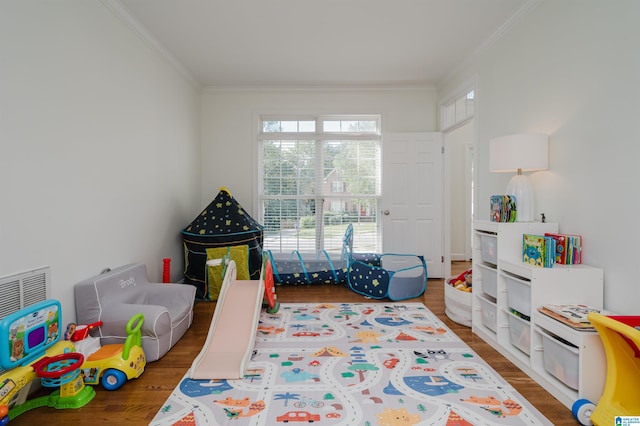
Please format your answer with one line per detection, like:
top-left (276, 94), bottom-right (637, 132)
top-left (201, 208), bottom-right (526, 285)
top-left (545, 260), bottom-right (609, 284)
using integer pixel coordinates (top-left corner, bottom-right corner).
top-left (382, 132), bottom-right (443, 278)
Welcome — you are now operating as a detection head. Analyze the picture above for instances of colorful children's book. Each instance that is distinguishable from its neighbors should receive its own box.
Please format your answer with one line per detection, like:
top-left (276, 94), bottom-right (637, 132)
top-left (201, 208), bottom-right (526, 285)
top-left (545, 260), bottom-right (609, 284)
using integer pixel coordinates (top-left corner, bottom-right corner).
top-left (544, 233), bottom-right (567, 264)
top-left (490, 195), bottom-right (502, 222)
top-left (490, 195), bottom-right (517, 222)
top-left (566, 234), bottom-right (582, 264)
top-left (545, 233), bottom-right (582, 264)
top-left (504, 195), bottom-right (517, 222)
top-left (523, 234), bottom-right (555, 267)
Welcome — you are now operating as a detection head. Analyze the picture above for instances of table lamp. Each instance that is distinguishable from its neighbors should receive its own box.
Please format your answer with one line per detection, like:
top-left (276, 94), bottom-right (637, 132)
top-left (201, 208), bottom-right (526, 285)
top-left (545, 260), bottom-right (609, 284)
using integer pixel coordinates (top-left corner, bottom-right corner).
top-left (489, 133), bottom-right (548, 222)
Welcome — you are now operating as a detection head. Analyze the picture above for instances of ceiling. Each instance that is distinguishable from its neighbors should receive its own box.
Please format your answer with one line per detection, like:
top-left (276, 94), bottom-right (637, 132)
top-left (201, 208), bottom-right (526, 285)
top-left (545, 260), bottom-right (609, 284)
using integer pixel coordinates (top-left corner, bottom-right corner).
top-left (112, 0), bottom-right (532, 88)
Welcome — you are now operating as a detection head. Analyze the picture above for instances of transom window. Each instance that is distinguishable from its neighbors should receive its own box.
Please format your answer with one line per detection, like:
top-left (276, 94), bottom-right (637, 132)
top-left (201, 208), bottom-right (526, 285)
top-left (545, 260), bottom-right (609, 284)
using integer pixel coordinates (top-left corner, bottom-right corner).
top-left (258, 115), bottom-right (382, 255)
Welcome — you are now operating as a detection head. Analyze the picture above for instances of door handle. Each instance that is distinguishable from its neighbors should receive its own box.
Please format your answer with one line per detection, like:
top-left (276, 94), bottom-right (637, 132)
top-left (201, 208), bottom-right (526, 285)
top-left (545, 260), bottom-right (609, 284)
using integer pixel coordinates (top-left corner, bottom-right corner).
top-left (383, 210), bottom-right (390, 216)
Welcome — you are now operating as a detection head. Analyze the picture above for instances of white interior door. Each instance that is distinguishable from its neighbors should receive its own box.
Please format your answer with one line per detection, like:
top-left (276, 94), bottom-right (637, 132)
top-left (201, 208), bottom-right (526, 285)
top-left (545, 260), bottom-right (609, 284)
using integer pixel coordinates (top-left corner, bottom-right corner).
top-left (382, 132), bottom-right (444, 278)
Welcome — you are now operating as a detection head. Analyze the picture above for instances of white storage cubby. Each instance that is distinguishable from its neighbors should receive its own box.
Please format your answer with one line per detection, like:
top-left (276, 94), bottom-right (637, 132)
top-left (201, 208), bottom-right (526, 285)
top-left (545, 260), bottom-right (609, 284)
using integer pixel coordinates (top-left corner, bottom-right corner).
top-left (472, 220), bottom-right (606, 411)
top-left (476, 263), bottom-right (497, 299)
top-left (541, 330), bottom-right (580, 390)
top-left (479, 232), bottom-right (498, 265)
top-left (505, 272), bottom-right (531, 317)
top-left (479, 294), bottom-right (498, 332)
top-left (533, 309), bottom-right (606, 408)
top-left (507, 310), bottom-right (531, 355)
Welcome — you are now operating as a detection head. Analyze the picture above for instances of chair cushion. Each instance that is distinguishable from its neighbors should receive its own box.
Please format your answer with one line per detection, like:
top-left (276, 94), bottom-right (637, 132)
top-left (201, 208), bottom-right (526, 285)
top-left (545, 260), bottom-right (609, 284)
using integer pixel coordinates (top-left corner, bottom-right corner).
top-left (74, 263), bottom-right (196, 362)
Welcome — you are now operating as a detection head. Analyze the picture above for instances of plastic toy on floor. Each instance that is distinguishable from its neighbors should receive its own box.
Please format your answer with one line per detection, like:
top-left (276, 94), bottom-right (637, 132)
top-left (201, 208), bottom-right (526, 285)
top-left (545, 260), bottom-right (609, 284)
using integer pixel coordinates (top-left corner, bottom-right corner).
top-left (189, 256), bottom-right (279, 380)
top-left (67, 313), bottom-right (146, 391)
top-left (267, 223), bottom-right (428, 301)
top-left (344, 224), bottom-right (428, 301)
top-left (572, 313), bottom-right (640, 426)
top-left (0, 299), bottom-right (95, 421)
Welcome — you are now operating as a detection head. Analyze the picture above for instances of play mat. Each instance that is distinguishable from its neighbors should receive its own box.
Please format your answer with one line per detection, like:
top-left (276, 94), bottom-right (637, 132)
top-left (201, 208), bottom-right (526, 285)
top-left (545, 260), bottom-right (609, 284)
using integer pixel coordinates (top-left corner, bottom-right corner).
top-left (150, 302), bottom-right (552, 425)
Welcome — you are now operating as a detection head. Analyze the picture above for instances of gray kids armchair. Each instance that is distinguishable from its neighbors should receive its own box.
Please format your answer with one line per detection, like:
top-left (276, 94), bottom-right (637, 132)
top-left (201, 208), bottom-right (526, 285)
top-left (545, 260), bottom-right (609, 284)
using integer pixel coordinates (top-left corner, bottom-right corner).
top-left (74, 263), bottom-right (196, 362)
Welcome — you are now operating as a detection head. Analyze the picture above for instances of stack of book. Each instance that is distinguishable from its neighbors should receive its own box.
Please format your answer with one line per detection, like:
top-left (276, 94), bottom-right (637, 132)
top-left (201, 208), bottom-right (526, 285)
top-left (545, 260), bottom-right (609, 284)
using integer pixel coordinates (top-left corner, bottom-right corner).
top-left (523, 233), bottom-right (583, 267)
top-left (544, 233), bottom-right (582, 264)
top-left (538, 303), bottom-right (612, 330)
top-left (490, 195), bottom-right (517, 222)
top-left (523, 234), bottom-right (556, 267)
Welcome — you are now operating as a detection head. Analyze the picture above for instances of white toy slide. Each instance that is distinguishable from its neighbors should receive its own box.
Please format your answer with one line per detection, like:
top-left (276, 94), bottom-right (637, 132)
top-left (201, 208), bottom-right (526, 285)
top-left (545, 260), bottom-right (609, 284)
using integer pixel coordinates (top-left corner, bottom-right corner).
top-left (188, 258), bottom-right (267, 380)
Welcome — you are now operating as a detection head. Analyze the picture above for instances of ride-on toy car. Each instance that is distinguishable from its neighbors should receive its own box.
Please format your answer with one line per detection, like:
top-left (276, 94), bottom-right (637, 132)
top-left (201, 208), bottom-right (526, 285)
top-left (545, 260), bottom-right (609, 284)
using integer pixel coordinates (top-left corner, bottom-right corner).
top-left (69, 314), bottom-right (146, 390)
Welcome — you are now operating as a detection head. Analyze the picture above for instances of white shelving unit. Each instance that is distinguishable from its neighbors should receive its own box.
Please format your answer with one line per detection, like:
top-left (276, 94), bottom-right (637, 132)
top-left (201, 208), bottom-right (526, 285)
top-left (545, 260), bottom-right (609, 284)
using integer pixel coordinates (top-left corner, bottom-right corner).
top-left (472, 220), bottom-right (606, 410)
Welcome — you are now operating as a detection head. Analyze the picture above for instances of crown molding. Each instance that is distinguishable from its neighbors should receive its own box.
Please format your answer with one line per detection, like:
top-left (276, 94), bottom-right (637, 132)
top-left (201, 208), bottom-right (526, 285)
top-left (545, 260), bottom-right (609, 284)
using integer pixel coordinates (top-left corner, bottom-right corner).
top-left (439, 0), bottom-right (543, 88)
top-left (100, 0), bottom-right (201, 89)
top-left (203, 82), bottom-right (437, 93)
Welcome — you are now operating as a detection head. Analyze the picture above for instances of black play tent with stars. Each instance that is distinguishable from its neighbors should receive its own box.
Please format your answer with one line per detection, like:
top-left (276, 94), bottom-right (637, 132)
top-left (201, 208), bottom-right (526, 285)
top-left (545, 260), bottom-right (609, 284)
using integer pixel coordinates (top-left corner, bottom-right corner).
top-left (181, 187), bottom-right (263, 300)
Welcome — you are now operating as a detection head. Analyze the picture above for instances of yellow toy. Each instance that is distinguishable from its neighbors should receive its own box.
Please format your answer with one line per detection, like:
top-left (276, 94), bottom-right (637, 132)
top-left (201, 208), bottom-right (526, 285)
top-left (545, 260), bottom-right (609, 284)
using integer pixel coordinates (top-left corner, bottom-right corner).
top-left (572, 313), bottom-right (640, 425)
top-left (69, 314), bottom-right (146, 391)
top-left (0, 300), bottom-right (93, 421)
top-left (0, 300), bottom-right (146, 423)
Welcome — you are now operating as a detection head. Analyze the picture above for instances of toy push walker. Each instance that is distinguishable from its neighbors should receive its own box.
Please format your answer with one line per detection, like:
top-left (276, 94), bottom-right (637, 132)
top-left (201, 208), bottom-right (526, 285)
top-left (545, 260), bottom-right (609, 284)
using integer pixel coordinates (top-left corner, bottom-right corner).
top-left (0, 300), bottom-right (94, 422)
top-left (68, 314), bottom-right (146, 391)
top-left (572, 313), bottom-right (640, 425)
top-left (0, 299), bottom-right (146, 423)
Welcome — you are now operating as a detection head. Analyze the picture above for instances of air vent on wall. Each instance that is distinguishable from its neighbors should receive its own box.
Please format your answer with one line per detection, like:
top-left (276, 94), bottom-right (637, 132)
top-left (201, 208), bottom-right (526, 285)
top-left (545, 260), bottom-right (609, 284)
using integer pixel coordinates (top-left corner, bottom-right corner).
top-left (0, 267), bottom-right (50, 320)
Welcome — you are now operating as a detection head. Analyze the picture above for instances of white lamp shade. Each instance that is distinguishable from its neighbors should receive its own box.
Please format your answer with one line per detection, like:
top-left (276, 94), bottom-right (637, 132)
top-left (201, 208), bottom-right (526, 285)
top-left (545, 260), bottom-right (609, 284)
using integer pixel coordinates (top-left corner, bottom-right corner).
top-left (490, 133), bottom-right (548, 172)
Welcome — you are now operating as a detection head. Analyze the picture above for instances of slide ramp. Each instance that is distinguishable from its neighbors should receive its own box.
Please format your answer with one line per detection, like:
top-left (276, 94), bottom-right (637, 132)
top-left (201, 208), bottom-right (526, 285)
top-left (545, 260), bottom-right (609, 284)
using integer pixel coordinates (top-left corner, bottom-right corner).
top-left (188, 260), bottom-right (264, 380)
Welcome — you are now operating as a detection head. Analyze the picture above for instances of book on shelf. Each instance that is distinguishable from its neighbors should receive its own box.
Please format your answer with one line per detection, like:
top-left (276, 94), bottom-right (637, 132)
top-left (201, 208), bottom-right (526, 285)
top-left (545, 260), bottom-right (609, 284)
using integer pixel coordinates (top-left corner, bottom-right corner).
top-left (523, 234), bottom-right (556, 267)
top-left (544, 233), bottom-right (582, 264)
top-left (538, 303), bottom-right (614, 330)
top-left (489, 195), bottom-right (517, 222)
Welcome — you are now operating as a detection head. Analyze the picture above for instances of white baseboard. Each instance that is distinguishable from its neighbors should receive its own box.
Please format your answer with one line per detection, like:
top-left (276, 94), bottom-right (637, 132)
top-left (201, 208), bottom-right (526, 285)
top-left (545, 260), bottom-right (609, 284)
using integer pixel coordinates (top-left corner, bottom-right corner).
top-left (450, 253), bottom-right (470, 262)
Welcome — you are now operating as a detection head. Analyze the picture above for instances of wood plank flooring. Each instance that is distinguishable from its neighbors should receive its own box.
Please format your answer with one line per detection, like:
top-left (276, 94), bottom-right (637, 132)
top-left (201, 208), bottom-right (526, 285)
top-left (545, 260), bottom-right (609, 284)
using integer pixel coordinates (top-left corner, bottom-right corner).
top-left (11, 262), bottom-right (580, 425)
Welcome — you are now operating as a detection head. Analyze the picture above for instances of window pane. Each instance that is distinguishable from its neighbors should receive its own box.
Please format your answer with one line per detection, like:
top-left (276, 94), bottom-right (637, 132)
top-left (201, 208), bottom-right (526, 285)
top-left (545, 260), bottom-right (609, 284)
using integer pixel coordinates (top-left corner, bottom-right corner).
top-left (259, 115), bottom-right (381, 254)
top-left (262, 140), bottom-right (316, 196)
top-left (263, 121), bottom-right (280, 132)
top-left (321, 198), bottom-right (379, 254)
top-left (299, 121), bottom-right (315, 132)
top-left (321, 119), bottom-right (379, 133)
top-left (326, 140), bottom-right (380, 196)
top-left (445, 104), bottom-right (455, 129)
top-left (455, 97), bottom-right (467, 123)
top-left (357, 120), bottom-right (378, 132)
top-left (263, 198), bottom-right (380, 254)
top-left (323, 120), bottom-right (340, 132)
top-left (281, 121), bottom-right (298, 132)
top-left (262, 198), bottom-right (318, 252)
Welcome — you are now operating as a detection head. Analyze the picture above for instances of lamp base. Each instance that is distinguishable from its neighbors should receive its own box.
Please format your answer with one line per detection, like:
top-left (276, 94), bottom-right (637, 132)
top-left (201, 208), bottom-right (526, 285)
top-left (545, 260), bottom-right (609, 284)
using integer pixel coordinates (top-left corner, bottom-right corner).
top-left (506, 174), bottom-right (534, 222)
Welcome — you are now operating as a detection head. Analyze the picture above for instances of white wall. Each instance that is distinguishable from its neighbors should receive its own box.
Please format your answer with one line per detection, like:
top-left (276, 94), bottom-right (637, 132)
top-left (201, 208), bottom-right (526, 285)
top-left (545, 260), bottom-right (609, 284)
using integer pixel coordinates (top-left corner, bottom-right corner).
top-left (200, 87), bottom-right (438, 213)
top-left (0, 1), bottom-right (202, 324)
top-left (439, 0), bottom-right (640, 313)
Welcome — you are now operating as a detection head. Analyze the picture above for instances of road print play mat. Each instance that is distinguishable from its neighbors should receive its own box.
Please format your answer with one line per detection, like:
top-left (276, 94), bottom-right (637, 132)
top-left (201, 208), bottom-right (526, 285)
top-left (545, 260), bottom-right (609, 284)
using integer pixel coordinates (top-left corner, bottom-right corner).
top-left (150, 303), bottom-right (552, 425)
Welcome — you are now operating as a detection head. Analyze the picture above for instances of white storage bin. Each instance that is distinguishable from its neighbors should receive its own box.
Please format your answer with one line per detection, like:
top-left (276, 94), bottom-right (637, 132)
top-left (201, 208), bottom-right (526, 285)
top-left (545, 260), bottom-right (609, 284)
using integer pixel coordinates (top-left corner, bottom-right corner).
top-left (480, 233), bottom-right (497, 265)
top-left (507, 310), bottom-right (531, 355)
top-left (542, 332), bottom-right (580, 390)
top-left (444, 280), bottom-right (472, 327)
top-left (479, 295), bottom-right (497, 333)
top-left (505, 273), bottom-right (531, 317)
top-left (477, 263), bottom-right (497, 299)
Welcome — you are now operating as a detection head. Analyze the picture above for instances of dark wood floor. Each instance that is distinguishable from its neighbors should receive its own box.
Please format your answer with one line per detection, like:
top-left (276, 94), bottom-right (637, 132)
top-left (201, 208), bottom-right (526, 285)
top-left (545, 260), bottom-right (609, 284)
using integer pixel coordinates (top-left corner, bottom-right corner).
top-left (11, 262), bottom-right (579, 425)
